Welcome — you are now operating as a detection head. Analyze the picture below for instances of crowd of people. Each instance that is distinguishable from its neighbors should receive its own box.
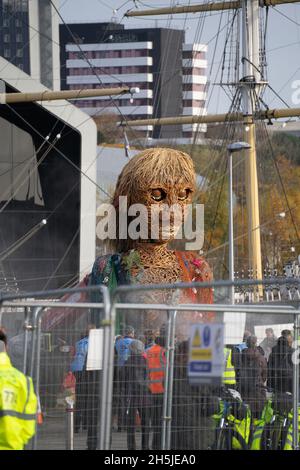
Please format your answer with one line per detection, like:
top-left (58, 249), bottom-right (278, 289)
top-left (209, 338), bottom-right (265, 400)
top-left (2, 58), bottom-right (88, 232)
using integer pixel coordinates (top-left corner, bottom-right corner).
top-left (0, 321), bottom-right (296, 450)
top-left (70, 324), bottom-right (296, 450)
top-left (232, 328), bottom-right (294, 419)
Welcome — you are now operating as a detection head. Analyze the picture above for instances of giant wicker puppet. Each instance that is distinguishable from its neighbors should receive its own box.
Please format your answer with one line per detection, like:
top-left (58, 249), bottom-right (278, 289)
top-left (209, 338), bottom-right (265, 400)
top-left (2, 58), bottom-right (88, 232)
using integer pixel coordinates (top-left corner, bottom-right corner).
top-left (90, 147), bottom-right (214, 336)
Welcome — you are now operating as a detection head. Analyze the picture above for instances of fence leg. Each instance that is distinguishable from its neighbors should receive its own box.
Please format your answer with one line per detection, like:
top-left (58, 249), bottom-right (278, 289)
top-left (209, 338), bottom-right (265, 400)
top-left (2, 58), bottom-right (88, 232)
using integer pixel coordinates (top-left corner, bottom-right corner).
top-left (103, 301), bottom-right (115, 450)
top-left (99, 289), bottom-right (111, 450)
top-left (29, 307), bottom-right (43, 450)
top-left (23, 307), bottom-right (31, 374)
top-left (65, 398), bottom-right (75, 450)
top-left (166, 310), bottom-right (177, 450)
top-left (293, 312), bottom-right (300, 450)
top-left (32, 312), bottom-right (43, 451)
top-left (98, 335), bottom-right (107, 451)
top-left (29, 307), bottom-right (43, 380)
top-left (161, 310), bottom-right (173, 450)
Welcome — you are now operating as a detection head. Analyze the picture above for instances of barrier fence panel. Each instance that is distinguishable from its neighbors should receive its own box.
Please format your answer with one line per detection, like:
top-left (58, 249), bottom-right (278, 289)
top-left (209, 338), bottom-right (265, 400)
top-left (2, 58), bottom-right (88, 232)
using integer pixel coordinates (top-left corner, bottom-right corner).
top-left (0, 285), bottom-right (111, 451)
top-left (108, 280), bottom-right (300, 451)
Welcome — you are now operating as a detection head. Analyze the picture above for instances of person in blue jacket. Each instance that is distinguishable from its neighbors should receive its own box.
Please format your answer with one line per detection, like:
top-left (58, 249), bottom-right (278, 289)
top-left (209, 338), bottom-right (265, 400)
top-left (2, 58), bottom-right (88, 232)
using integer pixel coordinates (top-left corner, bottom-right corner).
top-left (115, 326), bottom-right (135, 366)
top-left (115, 326), bottom-right (135, 430)
top-left (70, 323), bottom-right (95, 433)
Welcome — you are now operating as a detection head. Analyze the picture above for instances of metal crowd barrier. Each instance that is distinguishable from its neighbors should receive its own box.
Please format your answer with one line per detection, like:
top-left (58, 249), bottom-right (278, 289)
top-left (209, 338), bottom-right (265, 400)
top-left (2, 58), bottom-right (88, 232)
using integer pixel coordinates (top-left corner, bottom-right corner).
top-left (0, 279), bottom-right (299, 450)
top-left (0, 285), bottom-right (111, 450)
top-left (109, 280), bottom-right (300, 451)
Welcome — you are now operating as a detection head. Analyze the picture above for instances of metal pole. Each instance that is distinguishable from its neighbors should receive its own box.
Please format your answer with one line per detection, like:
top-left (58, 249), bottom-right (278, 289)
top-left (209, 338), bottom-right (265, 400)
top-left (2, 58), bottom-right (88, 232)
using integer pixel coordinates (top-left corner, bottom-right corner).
top-left (65, 398), bottom-right (75, 450)
top-left (166, 310), bottom-right (177, 450)
top-left (241, 0), bottom-right (263, 295)
top-left (0, 86), bottom-right (135, 104)
top-left (32, 314), bottom-right (43, 451)
top-left (29, 307), bottom-right (43, 450)
top-left (23, 307), bottom-right (30, 374)
top-left (293, 313), bottom-right (300, 449)
top-left (99, 287), bottom-right (111, 450)
top-left (122, 107), bottom-right (300, 128)
top-left (99, 333), bottom-right (108, 450)
top-left (125, 0), bottom-right (299, 17)
top-left (104, 301), bottom-right (116, 450)
top-left (161, 311), bottom-right (172, 450)
top-left (29, 307), bottom-right (43, 379)
top-left (126, 1), bottom-right (241, 16)
top-left (228, 152), bottom-right (235, 305)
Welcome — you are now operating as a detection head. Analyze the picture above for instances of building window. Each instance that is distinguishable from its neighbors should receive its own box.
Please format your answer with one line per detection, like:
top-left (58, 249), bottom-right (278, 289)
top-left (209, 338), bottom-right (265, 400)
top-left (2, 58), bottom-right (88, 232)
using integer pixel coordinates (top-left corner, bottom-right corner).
top-left (183, 68), bottom-right (206, 76)
top-left (4, 49), bottom-right (10, 58)
top-left (18, 63), bottom-right (23, 70)
top-left (16, 34), bottom-right (23, 42)
top-left (15, 18), bottom-right (22, 27)
top-left (3, 19), bottom-right (10, 27)
top-left (183, 100), bottom-right (205, 107)
top-left (183, 51), bottom-right (205, 60)
top-left (183, 83), bottom-right (205, 92)
top-left (68, 51), bottom-right (80, 59)
top-left (16, 49), bottom-right (23, 58)
top-left (4, 34), bottom-right (10, 43)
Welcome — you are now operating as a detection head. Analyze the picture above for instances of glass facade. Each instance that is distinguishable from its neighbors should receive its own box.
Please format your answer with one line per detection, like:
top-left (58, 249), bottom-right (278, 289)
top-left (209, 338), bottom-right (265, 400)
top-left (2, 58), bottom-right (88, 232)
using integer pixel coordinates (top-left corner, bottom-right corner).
top-left (0, 0), bottom-right (30, 73)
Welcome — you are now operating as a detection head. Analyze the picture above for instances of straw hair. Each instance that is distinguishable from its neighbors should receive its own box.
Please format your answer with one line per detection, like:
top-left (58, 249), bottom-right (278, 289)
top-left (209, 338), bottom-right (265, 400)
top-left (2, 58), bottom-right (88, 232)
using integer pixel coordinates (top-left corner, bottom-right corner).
top-left (113, 147), bottom-right (195, 207)
top-left (111, 148), bottom-right (196, 251)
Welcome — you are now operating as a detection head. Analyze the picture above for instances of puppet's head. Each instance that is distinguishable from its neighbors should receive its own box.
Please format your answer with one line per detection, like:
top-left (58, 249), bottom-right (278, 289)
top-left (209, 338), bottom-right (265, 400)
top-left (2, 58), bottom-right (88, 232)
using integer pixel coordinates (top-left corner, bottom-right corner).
top-left (112, 147), bottom-right (196, 252)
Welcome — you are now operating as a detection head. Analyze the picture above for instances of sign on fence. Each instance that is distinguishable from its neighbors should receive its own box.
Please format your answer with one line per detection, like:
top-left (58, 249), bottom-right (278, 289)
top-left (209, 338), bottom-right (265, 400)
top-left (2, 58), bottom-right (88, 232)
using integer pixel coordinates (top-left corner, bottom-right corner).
top-left (188, 323), bottom-right (224, 386)
top-left (86, 329), bottom-right (104, 370)
top-left (223, 311), bottom-right (246, 344)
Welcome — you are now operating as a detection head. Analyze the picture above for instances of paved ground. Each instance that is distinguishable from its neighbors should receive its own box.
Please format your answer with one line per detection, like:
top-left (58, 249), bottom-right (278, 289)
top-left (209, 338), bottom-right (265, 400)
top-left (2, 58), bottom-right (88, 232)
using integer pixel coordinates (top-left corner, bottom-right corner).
top-left (32, 411), bottom-right (137, 450)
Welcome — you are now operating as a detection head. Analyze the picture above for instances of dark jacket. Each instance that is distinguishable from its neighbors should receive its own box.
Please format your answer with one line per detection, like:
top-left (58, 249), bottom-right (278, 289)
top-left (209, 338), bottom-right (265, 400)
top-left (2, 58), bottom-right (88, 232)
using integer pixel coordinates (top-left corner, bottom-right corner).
top-left (267, 336), bottom-right (293, 393)
top-left (232, 344), bottom-right (265, 387)
top-left (125, 353), bottom-right (150, 406)
top-left (240, 347), bottom-right (267, 391)
top-left (239, 347), bottom-right (267, 417)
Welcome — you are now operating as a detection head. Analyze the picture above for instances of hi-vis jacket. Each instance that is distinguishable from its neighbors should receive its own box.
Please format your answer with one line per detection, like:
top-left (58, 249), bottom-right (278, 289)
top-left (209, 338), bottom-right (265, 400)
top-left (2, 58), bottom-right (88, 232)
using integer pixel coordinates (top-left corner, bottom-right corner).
top-left (283, 407), bottom-right (300, 450)
top-left (223, 348), bottom-right (236, 385)
top-left (145, 344), bottom-right (166, 394)
top-left (0, 352), bottom-right (37, 450)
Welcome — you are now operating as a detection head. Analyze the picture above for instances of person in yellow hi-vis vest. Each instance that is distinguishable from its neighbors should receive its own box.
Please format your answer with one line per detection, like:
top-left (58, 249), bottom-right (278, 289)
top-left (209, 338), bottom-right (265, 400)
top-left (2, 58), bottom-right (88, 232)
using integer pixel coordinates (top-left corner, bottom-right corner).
top-left (0, 330), bottom-right (37, 450)
top-left (223, 347), bottom-right (236, 386)
top-left (222, 347), bottom-right (250, 450)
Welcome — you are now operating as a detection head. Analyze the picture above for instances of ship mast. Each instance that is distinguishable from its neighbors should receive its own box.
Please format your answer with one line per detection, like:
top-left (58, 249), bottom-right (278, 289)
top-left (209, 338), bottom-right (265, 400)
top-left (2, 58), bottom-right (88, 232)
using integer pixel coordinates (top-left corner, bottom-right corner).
top-left (241, 0), bottom-right (263, 285)
top-left (125, 0), bottom-right (300, 288)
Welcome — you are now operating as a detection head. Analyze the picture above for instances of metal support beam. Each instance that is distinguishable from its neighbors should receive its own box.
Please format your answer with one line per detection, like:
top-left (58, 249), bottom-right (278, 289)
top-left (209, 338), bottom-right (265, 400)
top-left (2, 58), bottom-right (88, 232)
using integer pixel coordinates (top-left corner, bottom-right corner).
top-left (126, 0), bottom-right (300, 17)
top-left (0, 87), bottom-right (136, 104)
top-left (122, 106), bottom-right (300, 127)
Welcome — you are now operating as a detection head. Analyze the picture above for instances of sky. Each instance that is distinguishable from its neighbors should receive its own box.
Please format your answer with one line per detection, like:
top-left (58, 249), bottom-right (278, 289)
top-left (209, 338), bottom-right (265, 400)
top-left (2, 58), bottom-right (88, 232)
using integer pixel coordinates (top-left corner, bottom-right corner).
top-left (59, 0), bottom-right (300, 115)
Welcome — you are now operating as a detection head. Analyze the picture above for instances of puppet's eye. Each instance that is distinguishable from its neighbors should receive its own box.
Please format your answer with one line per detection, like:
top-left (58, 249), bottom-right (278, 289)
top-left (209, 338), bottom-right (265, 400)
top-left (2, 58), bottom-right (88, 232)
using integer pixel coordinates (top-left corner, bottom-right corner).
top-left (151, 188), bottom-right (166, 201)
top-left (178, 189), bottom-right (190, 201)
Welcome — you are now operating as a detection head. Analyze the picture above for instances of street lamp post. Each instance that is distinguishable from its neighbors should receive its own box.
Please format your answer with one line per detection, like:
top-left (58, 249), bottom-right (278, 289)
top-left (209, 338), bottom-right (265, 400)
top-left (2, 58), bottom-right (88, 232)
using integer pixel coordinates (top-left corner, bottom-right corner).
top-left (227, 142), bottom-right (251, 304)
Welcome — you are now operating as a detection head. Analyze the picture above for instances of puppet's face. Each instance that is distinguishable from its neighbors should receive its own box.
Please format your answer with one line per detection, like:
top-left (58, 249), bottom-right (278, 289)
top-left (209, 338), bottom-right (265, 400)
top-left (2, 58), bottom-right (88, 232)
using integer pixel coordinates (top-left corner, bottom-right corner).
top-left (113, 148), bottom-right (196, 250)
top-left (132, 182), bottom-right (194, 243)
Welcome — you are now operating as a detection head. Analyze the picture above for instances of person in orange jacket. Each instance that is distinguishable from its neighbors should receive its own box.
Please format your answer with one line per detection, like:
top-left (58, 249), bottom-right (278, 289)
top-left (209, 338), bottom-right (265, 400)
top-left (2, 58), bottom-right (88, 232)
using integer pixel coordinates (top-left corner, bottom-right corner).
top-left (144, 334), bottom-right (167, 450)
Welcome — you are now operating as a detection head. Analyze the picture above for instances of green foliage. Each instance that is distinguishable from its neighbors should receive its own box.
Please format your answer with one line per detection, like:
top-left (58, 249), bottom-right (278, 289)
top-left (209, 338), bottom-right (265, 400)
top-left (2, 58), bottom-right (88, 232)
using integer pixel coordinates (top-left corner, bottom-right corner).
top-left (271, 132), bottom-right (300, 165)
top-left (171, 134), bottom-right (300, 274)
